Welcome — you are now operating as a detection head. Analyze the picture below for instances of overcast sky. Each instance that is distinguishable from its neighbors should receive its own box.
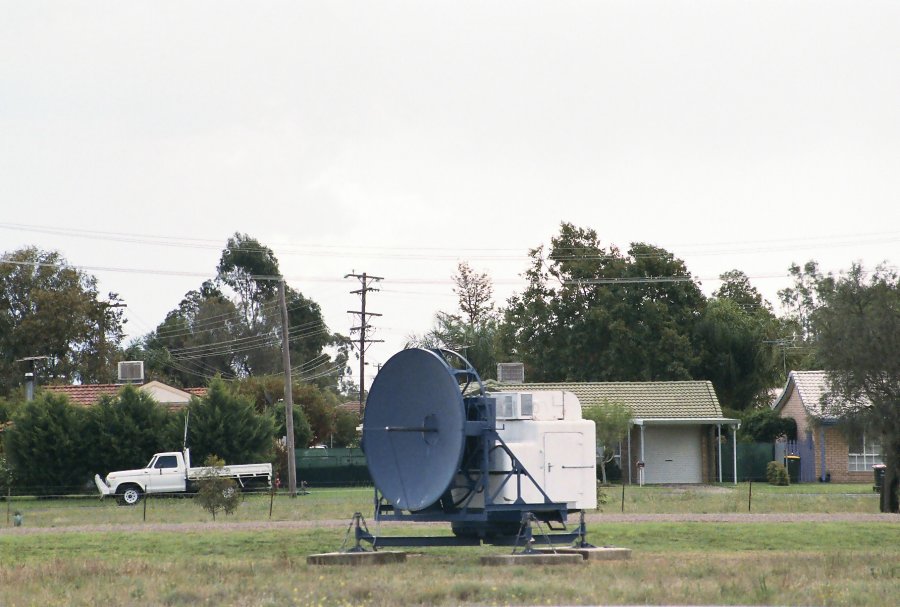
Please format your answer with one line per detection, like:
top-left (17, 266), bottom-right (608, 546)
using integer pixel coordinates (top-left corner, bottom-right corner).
top-left (2, 1), bottom-right (898, 387)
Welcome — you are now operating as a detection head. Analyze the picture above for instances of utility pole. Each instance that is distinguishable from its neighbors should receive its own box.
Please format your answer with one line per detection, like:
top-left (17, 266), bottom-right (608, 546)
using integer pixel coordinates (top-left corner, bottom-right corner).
top-left (278, 279), bottom-right (298, 497)
top-left (346, 272), bottom-right (383, 416)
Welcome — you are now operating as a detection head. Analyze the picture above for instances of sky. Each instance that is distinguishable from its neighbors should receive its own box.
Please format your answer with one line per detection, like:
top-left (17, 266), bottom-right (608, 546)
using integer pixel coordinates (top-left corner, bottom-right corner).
top-left (1, 1), bottom-right (898, 389)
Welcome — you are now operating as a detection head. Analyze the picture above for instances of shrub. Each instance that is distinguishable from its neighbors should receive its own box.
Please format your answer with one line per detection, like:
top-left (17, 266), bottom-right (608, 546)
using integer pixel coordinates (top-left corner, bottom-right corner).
top-left (766, 461), bottom-right (790, 486)
top-left (3, 392), bottom-right (90, 494)
top-left (195, 455), bottom-right (241, 520)
top-left (187, 379), bottom-right (275, 464)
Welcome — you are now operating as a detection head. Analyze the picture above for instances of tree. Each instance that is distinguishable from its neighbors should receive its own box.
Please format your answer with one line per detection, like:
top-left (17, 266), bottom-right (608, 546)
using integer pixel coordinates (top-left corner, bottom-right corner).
top-left (453, 261), bottom-right (495, 326)
top-left (694, 298), bottom-right (782, 410)
top-left (2, 392), bottom-right (90, 494)
top-left (332, 408), bottom-right (360, 447)
top-left (0, 247), bottom-right (125, 393)
top-left (186, 378), bottom-right (275, 464)
top-left (135, 235), bottom-right (338, 386)
top-left (140, 281), bottom-right (241, 386)
top-left (274, 399), bottom-right (313, 449)
top-left (194, 455), bottom-right (241, 520)
top-left (216, 233), bottom-right (280, 329)
top-left (501, 223), bottom-right (706, 382)
top-left (84, 385), bottom-right (173, 476)
top-left (811, 264), bottom-right (900, 513)
top-left (406, 311), bottom-right (500, 379)
top-left (715, 269), bottom-right (768, 311)
top-left (582, 401), bottom-right (632, 485)
top-left (738, 407), bottom-right (797, 443)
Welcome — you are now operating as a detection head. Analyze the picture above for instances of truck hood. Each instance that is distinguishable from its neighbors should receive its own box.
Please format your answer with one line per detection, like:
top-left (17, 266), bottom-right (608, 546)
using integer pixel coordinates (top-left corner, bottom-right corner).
top-left (106, 468), bottom-right (147, 481)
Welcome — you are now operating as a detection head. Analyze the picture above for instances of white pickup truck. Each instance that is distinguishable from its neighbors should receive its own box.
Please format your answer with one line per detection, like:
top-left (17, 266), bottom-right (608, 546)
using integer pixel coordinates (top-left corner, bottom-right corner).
top-left (94, 449), bottom-right (272, 505)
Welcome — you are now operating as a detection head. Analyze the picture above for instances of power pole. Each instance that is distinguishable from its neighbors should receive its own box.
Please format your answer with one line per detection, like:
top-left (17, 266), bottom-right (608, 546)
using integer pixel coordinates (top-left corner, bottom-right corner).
top-left (346, 272), bottom-right (383, 416)
top-left (278, 279), bottom-right (298, 497)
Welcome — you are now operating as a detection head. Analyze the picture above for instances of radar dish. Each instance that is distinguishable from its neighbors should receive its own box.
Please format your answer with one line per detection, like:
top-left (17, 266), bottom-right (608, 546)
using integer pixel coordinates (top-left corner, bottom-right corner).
top-left (362, 349), bottom-right (467, 511)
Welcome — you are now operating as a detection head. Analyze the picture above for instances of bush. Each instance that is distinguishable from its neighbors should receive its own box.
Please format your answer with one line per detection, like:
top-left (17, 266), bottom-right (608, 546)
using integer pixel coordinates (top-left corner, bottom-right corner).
top-left (3, 392), bottom-right (90, 494)
top-left (85, 385), bottom-right (173, 476)
top-left (187, 379), bottom-right (275, 464)
top-left (195, 455), bottom-right (242, 520)
top-left (766, 461), bottom-right (790, 486)
top-left (739, 408), bottom-right (798, 442)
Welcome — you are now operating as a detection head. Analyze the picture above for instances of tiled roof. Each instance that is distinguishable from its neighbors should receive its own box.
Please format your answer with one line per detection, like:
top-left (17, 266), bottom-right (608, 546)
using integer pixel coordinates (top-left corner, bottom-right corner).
top-left (496, 381), bottom-right (725, 419)
top-left (771, 370), bottom-right (870, 421)
top-left (42, 384), bottom-right (123, 406)
top-left (43, 382), bottom-right (206, 406)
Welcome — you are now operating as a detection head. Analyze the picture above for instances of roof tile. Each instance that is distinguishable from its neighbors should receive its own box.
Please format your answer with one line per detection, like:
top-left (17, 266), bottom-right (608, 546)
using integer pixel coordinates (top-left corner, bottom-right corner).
top-left (497, 381), bottom-right (725, 419)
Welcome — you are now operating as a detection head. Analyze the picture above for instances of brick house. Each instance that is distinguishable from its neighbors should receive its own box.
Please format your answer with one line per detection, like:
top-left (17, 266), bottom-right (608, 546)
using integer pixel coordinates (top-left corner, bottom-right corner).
top-left (772, 370), bottom-right (882, 483)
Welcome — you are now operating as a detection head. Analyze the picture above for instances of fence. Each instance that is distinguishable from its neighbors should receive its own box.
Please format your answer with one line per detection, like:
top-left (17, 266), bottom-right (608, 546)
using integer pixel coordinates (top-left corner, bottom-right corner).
top-left (721, 442), bottom-right (774, 482)
top-left (295, 448), bottom-right (371, 486)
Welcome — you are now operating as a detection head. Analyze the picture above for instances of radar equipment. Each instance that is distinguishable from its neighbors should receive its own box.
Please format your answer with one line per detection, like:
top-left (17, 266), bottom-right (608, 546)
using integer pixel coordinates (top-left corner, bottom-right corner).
top-left (357, 348), bottom-right (597, 548)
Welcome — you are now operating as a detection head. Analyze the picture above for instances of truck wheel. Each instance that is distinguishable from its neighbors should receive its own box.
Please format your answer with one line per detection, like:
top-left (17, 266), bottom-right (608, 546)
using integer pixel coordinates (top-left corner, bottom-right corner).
top-left (117, 485), bottom-right (143, 506)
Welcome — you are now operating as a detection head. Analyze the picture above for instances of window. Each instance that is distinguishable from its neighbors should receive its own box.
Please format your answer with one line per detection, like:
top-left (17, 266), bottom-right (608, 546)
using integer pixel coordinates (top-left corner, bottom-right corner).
top-left (154, 455), bottom-right (179, 469)
top-left (848, 432), bottom-right (882, 472)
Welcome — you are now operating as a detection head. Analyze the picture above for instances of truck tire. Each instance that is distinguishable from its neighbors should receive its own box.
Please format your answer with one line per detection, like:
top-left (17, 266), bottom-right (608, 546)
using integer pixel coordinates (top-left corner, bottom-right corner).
top-left (117, 484), bottom-right (143, 506)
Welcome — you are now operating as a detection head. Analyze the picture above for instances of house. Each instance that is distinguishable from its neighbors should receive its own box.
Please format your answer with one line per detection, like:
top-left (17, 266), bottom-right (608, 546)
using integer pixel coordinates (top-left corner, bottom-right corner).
top-left (43, 381), bottom-right (206, 409)
top-left (771, 370), bottom-right (881, 483)
top-left (497, 380), bottom-right (739, 485)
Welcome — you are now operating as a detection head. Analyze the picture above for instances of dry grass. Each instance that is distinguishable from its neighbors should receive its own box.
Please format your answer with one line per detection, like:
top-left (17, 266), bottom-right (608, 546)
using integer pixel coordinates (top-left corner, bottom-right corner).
top-left (1, 521), bottom-right (897, 606)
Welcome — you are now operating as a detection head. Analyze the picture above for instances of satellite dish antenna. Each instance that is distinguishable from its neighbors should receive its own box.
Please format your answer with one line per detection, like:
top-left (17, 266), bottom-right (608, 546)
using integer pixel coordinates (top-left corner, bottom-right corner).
top-left (363, 348), bottom-right (476, 512)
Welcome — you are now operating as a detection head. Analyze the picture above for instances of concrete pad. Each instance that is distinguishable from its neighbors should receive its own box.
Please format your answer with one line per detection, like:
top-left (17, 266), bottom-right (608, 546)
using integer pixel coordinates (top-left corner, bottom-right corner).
top-left (306, 551), bottom-right (407, 566)
top-left (480, 552), bottom-right (583, 566)
top-left (542, 547), bottom-right (632, 561)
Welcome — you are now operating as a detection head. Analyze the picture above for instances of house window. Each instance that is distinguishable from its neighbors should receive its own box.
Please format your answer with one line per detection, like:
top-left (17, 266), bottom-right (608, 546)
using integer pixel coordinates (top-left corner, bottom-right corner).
top-left (848, 432), bottom-right (882, 472)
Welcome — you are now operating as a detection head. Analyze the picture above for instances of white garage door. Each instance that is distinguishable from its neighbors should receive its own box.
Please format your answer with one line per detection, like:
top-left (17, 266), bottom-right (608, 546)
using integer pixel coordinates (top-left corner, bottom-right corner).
top-left (643, 426), bottom-right (702, 484)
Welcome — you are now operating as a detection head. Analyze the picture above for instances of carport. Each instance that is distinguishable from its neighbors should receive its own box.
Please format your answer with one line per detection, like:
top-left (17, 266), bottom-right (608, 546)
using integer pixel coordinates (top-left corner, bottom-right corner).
top-left (630, 417), bottom-right (741, 485)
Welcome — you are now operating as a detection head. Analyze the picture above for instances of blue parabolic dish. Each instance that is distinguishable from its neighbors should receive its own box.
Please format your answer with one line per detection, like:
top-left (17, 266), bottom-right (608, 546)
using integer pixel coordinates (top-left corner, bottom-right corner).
top-left (363, 349), bottom-right (467, 511)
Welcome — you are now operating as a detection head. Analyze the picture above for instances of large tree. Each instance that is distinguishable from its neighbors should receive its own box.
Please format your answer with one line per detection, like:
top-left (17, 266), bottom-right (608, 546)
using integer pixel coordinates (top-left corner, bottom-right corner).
top-left (501, 223), bottom-right (705, 382)
top-left (694, 271), bottom-right (785, 410)
top-left (811, 264), bottom-right (900, 513)
top-left (139, 281), bottom-right (241, 386)
top-left (135, 236), bottom-right (337, 387)
top-left (0, 247), bottom-right (125, 393)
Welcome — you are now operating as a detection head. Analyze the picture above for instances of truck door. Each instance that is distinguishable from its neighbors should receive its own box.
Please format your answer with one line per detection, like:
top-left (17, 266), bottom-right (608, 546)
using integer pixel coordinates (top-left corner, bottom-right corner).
top-left (147, 454), bottom-right (185, 493)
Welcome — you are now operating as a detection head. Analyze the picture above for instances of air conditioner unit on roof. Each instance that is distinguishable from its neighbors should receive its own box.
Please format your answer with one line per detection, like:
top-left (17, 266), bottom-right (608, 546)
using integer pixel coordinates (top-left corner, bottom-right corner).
top-left (497, 362), bottom-right (524, 383)
top-left (118, 361), bottom-right (144, 383)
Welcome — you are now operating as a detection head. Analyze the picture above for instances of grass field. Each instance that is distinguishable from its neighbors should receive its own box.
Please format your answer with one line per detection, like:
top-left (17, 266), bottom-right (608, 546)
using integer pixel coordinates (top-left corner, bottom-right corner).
top-left (1, 485), bottom-right (896, 606)
top-left (1, 482), bottom-right (884, 528)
